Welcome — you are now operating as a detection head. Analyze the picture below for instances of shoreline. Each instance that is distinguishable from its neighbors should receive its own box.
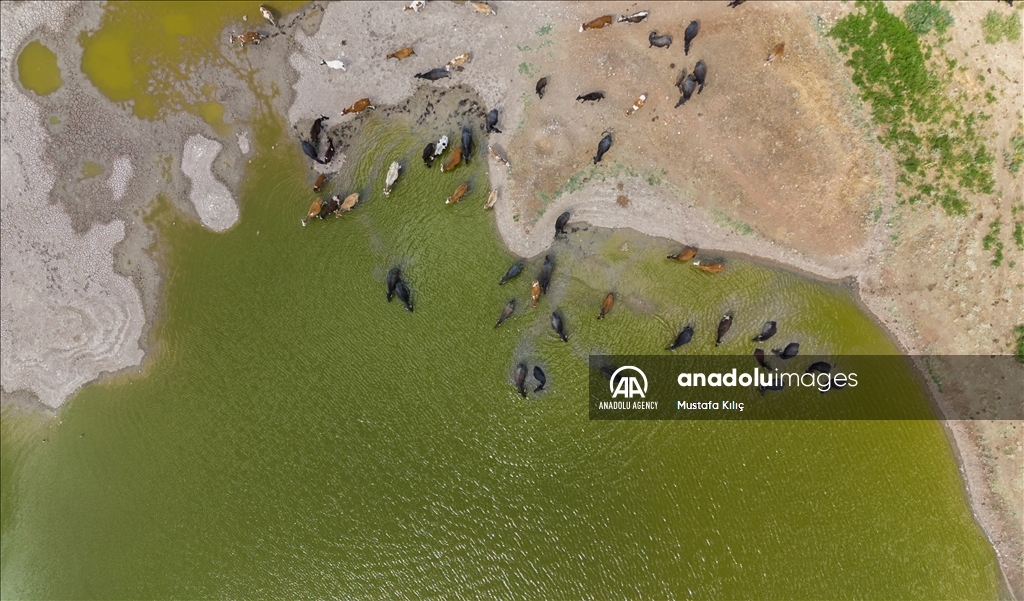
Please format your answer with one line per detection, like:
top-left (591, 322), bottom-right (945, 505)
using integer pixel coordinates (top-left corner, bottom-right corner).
top-left (1, 1), bottom-right (1019, 597)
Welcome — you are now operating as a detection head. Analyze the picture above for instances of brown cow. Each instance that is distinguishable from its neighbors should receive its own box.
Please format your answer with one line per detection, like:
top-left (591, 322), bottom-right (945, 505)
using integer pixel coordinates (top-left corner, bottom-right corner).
top-left (313, 173), bottom-right (326, 192)
top-left (668, 247), bottom-right (698, 261)
top-left (580, 15), bottom-right (613, 32)
top-left (446, 183), bottom-right (469, 204)
top-left (598, 293), bottom-right (615, 319)
top-left (765, 43), bottom-right (785, 65)
top-left (387, 47), bottom-right (415, 60)
top-left (694, 260), bottom-right (726, 274)
top-left (441, 147), bottom-right (463, 172)
top-left (338, 192), bottom-right (359, 213)
top-left (302, 198), bottom-right (322, 226)
top-left (230, 31), bottom-right (266, 46)
top-left (530, 280), bottom-right (541, 307)
top-left (341, 98), bottom-right (375, 115)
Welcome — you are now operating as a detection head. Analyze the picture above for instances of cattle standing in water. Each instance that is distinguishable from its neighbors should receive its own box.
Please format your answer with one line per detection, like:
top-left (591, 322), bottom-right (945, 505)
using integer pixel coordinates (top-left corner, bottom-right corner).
top-left (395, 281), bottom-right (413, 312)
top-left (310, 115), bottom-right (328, 146)
top-left (626, 94), bottom-right (647, 116)
top-left (535, 77), bottom-right (548, 99)
top-left (752, 321), bottom-right (777, 342)
top-left (593, 132), bottom-right (613, 164)
top-left (495, 300), bottom-right (516, 328)
top-left (485, 189), bottom-right (498, 210)
top-left (598, 293), bottom-right (615, 319)
top-left (550, 310), bottom-right (568, 342)
top-left (577, 91), bottom-right (605, 102)
top-left (461, 128), bottom-right (473, 164)
top-left (580, 15), bottom-right (613, 31)
top-left (338, 192), bottom-right (359, 213)
top-left (318, 196), bottom-right (340, 219)
top-left (694, 259), bottom-right (725, 273)
top-left (754, 348), bottom-right (772, 370)
top-left (530, 280), bottom-right (541, 307)
top-left (772, 342), bottom-right (800, 359)
top-left (302, 199), bottom-right (322, 226)
top-left (533, 366), bottom-right (547, 392)
top-left (666, 325), bottom-right (695, 350)
top-left (806, 361), bottom-right (832, 374)
top-left (668, 247), bottom-right (698, 261)
top-left (387, 47), bottom-right (415, 60)
top-left (555, 211), bottom-right (571, 235)
top-left (514, 363), bottom-right (528, 397)
top-left (441, 148), bottom-right (463, 172)
top-left (715, 313), bottom-right (733, 346)
top-left (765, 42), bottom-right (785, 65)
top-left (313, 173), bottom-right (326, 192)
top-left (486, 109), bottom-right (501, 133)
top-left (386, 268), bottom-right (401, 301)
top-left (684, 20), bottom-right (699, 55)
top-left (445, 182), bottom-right (469, 204)
top-left (499, 261), bottom-right (524, 285)
top-left (488, 145), bottom-right (511, 167)
top-left (648, 31), bottom-right (673, 48)
top-left (619, 11), bottom-right (649, 23)
top-left (384, 162), bottom-right (401, 197)
top-left (423, 142), bottom-right (436, 167)
top-left (342, 98), bottom-right (375, 115)
top-left (259, 5), bottom-right (277, 26)
top-left (538, 255), bottom-right (554, 294)
top-left (415, 68), bottom-right (450, 81)
top-left (675, 75), bottom-right (696, 107)
top-left (694, 60), bottom-right (707, 93)
top-left (433, 135), bottom-right (449, 158)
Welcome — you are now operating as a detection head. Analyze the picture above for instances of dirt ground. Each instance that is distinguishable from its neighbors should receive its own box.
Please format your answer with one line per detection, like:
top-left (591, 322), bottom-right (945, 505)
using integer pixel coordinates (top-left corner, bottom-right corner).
top-left (2, 0), bottom-right (1021, 596)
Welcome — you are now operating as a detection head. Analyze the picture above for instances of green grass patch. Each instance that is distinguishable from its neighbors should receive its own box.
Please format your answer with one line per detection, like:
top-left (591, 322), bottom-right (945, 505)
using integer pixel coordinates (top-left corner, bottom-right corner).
top-left (903, 0), bottom-right (953, 35)
top-left (1012, 221), bottom-right (1023, 250)
top-left (981, 10), bottom-right (1022, 44)
top-left (517, 62), bottom-right (538, 77)
top-left (1005, 133), bottom-right (1024, 174)
top-left (829, 1), bottom-right (995, 216)
top-left (982, 219), bottom-right (1004, 266)
top-left (1014, 325), bottom-right (1024, 364)
top-left (536, 23), bottom-right (552, 36)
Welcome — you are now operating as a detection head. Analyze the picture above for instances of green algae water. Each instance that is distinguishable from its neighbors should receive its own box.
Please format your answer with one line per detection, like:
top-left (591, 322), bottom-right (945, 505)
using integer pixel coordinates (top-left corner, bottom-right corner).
top-left (79, 1), bottom-right (304, 120)
top-left (16, 40), bottom-right (62, 96)
top-left (0, 107), bottom-right (1006, 598)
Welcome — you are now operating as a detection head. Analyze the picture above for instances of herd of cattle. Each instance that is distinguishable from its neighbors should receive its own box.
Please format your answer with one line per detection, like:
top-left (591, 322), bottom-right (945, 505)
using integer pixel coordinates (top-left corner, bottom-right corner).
top-left (236, 1), bottom-right (805, 398)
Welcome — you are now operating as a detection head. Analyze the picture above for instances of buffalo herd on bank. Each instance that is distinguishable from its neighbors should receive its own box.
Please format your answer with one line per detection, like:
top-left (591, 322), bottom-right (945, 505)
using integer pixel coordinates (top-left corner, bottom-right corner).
top-left (238, 2), bottom-right (807, 398)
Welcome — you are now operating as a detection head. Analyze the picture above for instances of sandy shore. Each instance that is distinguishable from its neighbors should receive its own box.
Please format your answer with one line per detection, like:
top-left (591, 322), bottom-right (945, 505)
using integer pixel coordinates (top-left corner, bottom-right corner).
top-left (1, 1), bottom-right (1019, 596)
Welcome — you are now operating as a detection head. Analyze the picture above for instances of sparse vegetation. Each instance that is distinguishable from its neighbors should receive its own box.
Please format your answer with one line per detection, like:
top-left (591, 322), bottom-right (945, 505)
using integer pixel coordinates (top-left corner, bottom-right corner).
top-left (829, 1), bottom-right (995, 216)
top-left (1013, 221), bottom-right (1023, 251)
top-left (1005, 133), bottom-right (1024, 174)
top-left (981, 10), bottom-right (1022, 44)
top-left (982, 219), bottom-right (1004, 266)
top-left (903, 0), bottom-right (953, 36)
top-left (1014, 325), bottom-right (1024, 364)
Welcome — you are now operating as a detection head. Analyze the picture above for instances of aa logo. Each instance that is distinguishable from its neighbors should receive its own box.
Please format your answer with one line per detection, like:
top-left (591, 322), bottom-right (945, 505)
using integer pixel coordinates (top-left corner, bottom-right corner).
top-left (609, 366), bottom-right (648, 399)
